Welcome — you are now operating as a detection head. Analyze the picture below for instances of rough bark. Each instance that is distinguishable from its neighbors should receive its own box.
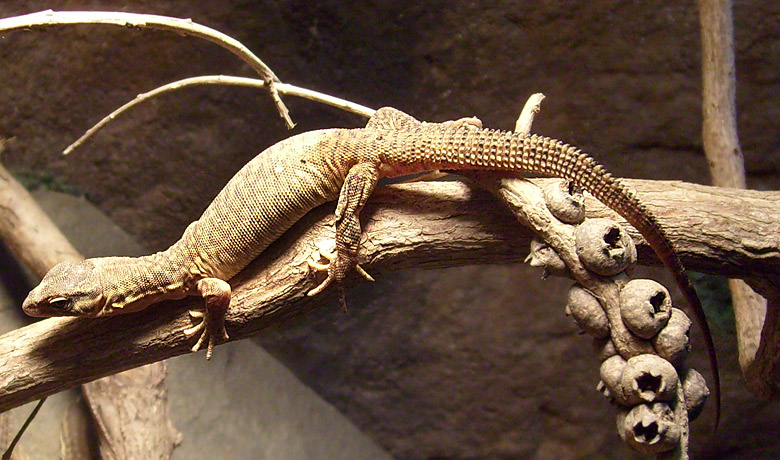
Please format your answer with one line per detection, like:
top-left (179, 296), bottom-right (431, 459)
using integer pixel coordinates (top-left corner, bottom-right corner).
top-left (0, 163), bottom-right (82, 275)
top-left (0, 178), bottom-right (777, 412)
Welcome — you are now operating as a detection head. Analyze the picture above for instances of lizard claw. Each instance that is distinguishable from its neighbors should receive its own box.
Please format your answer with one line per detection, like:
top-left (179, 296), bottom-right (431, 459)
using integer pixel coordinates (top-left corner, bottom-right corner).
top-left (307, 243), bottom-right (336, 272)
top-left (184, 278), bottom-right (232, 360)
top-left (307, 243), bottom-right (337, 296)
top-left (306, 240), bottom-right (374, 298)
top-left (185, 308), bottom-right (229, 360)
top-left (307, 274), bottom-right (335, 297)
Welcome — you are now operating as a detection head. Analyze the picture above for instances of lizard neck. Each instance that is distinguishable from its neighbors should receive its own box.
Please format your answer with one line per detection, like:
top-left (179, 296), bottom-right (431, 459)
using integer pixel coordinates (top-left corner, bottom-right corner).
top-left (100, 251), bottom-right (191, 314)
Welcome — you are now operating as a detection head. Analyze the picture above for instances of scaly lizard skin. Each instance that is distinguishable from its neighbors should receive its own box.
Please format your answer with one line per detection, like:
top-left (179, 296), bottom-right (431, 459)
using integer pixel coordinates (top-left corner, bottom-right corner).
top-left (23, 107), bottom-right (718, 420)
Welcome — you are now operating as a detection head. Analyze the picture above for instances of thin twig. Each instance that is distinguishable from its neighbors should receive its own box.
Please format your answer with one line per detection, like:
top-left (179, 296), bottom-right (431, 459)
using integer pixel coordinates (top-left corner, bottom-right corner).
top-left (1, 397), bottom-right (45, 460)
top-left (514, 93), bottom-right (545, 135)
top-left (63, 76), bottom-right (376, 155)
top-left (0, 10), bottom-right (294, 128)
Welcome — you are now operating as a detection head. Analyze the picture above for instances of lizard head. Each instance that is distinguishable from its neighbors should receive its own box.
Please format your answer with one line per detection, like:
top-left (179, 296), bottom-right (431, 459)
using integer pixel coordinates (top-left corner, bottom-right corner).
top-left (23, 259), bottom-right (107, 318)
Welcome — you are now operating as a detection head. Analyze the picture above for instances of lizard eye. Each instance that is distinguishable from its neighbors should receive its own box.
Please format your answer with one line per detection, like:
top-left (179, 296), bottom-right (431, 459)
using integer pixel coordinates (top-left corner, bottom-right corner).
top-left (46, 297), bottom-right (71, 310)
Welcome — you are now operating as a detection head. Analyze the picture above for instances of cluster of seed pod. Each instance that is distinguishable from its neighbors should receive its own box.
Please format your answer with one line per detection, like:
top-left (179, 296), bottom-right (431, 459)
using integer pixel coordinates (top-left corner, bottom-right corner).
top-left (528, 180), bottom-right (709, 455)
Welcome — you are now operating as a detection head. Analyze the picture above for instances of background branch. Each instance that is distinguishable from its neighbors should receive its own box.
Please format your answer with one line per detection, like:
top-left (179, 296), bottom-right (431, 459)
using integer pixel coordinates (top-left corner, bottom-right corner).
top-left (698, 0), bottom-right (777, 398)
top-left (63, 76), bottom-right (376, 156)
top-left (0, 178), bottom-right (776, 412)
top-left (0, 10), bottom-right (294, 128)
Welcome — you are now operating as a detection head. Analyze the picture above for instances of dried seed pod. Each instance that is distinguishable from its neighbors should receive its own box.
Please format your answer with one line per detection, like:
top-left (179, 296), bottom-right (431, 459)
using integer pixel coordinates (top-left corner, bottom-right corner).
top-left (616, 403), bottom-right (681, 454)
top-left (598, 355), bottom-right (628, 403)
top-left (680, 367), bottom-right (709, 421)
top-left (593, 337), bottom-right (619, 361)
top-left (652, 308), bottom-right (692, 367)
top-left (619, 279), bottom-right (672, 339)
top-left (621, 354), bottom-right (679, 405)
top-left (575, 219), bottom-right (637, 276)
top-left (526, 237), bottom-right (568, 276)
top-left (565, 284), bottom-right (609, 338)
top-left (542, 179), bottom-right (585, 224)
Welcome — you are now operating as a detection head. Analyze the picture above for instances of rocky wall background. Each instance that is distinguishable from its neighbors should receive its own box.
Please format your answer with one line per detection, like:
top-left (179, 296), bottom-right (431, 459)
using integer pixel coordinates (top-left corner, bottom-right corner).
top-left (1, 1), bottom-right (778, 458)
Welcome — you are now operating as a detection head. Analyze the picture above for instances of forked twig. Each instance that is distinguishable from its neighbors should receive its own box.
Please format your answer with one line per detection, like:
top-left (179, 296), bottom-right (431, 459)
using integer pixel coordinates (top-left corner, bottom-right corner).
top-left (63, 76), bottom-right (376, 155)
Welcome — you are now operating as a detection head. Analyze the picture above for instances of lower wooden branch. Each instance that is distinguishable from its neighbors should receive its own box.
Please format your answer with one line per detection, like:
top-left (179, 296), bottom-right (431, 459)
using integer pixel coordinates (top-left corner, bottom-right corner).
top-left (0, 179), bottom-right (777, 411)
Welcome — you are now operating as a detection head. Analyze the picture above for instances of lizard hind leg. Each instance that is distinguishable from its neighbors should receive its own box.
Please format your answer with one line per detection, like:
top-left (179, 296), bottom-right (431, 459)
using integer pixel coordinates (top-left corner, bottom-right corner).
top-left (367, 107), bottom-right (482, 131)
top-left (183, 277), bottom-right (231, 360)
top-left (307, 161), bottom-right (379, 307)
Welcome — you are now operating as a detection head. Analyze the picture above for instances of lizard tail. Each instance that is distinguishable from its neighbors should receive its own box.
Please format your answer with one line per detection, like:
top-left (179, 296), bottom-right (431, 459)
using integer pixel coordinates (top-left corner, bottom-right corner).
top-left (609, 178), bottom-right (721, 430)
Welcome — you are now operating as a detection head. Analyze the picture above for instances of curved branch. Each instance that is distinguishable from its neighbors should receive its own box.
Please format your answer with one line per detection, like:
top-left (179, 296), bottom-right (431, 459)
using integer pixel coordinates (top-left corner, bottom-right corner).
top-left (0, 10), bottom-right (294, 127)
top-left (0, 179), bottom-right (777, 411)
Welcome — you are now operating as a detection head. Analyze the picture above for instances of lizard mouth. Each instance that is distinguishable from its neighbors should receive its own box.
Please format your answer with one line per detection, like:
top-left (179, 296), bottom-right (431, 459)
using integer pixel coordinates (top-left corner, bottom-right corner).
top-left (22, 295), bottom-right (70, 317)
top-left (22, 301), bottom-right (48, 317)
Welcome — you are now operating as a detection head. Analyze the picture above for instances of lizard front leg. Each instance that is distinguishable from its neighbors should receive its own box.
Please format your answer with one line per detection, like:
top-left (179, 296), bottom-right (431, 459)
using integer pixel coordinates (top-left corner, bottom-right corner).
top-left (308, 161), bottom-right (379, 303)
top-left (184, 277), bottom-right (230, 360)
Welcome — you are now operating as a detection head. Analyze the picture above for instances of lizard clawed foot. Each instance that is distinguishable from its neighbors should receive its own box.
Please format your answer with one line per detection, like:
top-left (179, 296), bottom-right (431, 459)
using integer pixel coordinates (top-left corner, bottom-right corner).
top-left (306, 241), bottom-right (374, 298)
top-left (184, 278), bottom-right (231, 360)
top-left (446, 116), bottom-right (482, 130)
top-left (184, 308), bottom-right (229, 360)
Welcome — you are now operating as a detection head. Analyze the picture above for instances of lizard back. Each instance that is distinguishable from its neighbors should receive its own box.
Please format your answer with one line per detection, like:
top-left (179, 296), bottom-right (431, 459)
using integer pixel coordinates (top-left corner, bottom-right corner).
top-left (170, 129), bottom-right (357, 280)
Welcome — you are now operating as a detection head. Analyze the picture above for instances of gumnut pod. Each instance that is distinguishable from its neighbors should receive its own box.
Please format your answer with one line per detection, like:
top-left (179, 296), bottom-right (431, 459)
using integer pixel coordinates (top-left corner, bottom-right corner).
top-left (526, 237), bottom-right (567, 276)
top-left (575, 219), bottom-right (637, 276)
top-left (616, 403), bottom-right (681, 454)
top-left (565, 284), bottom-right (609, 339)
top-left (652, 308), bottom-right (692, 367)
top-left (541, 179), bottom-right (585, 224)
top-left (620, 354), bottom-right (678, 405)
top-left (619, 279), bottom-right (672, 339)
top-left (680, 366), bottom-right (709, 421)
top-left (598, 355), bottom-right (628, 402)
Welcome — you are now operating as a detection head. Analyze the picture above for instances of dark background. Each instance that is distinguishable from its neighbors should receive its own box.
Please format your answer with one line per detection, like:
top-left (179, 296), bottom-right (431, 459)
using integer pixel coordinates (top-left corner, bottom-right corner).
top-left (1, 2), bottom-right (778, 458)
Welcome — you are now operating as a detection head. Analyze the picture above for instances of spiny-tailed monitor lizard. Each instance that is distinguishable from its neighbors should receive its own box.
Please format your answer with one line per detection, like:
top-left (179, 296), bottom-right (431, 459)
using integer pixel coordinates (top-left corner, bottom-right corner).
top-left (23, 107), bottom-right (719, 421)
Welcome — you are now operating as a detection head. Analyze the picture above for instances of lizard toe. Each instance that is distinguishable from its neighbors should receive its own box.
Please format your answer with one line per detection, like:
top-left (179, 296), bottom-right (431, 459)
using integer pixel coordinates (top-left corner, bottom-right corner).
top-left (307, 274), bottom-right (335, 297)
top-left (190, 327), bottom-right (209, 354)
top-left (183, 313), bottom-right (206, 338)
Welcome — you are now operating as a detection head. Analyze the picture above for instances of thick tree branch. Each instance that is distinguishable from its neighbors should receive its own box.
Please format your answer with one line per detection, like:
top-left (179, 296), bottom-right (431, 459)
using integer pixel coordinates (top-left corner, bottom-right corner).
top-left (0, 162), bottom-right (181, 459)
top-left (0, 178), bottom-right (777, 411)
